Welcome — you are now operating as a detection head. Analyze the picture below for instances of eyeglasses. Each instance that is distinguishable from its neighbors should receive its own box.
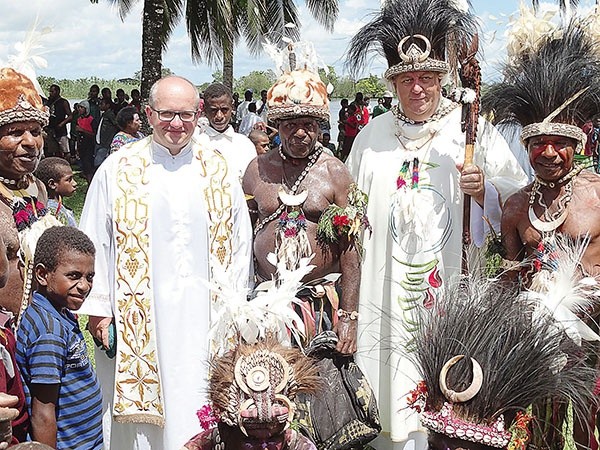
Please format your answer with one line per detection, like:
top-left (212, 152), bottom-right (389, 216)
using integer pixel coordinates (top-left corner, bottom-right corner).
top-left (151, 108), bottom-right (198, 122)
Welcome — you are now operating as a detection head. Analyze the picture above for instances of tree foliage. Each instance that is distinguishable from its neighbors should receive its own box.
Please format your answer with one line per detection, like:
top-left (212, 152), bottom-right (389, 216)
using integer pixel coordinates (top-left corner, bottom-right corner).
top-left (37, 76), bottom-right (139, 100)
top-left (233, 70), bottom-right (277, 95)
top-left (38, 65), bottom-right (382, 101)
top-left (355, 75), bottom-right (387, 98)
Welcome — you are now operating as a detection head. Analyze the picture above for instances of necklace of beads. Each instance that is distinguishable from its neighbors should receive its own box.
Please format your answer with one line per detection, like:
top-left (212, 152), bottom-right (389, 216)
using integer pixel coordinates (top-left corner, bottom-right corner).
top-left (534, 165), bottom-right (583, 189)
top-left (0, 175), bottom-right (18, 186)
top-left (253, 147), bottom-right (322, 237)
top-left (0, 174), bottom-right (30, 190)
top-left (391, 102), bottom-right (458, 126)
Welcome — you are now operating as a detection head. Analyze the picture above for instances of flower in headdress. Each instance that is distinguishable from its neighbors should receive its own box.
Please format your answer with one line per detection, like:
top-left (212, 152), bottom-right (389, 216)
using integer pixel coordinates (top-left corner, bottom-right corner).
top-left (196, 404), bottom-right (218, 431)
top-left (507, 411), bottom-right (532, 450)
top-left (407, 380), bottom-right (428, 413)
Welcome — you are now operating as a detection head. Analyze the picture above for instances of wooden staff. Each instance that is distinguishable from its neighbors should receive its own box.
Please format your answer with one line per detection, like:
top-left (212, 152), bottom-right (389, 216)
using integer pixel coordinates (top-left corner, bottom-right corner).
top-left (459, 34), bottom-right (481, 276)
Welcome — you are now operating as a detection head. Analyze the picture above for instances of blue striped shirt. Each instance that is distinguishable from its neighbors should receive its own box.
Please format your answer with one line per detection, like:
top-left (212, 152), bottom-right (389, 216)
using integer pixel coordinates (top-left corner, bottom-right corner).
top-left (16, 292), bottom-right (102, 449)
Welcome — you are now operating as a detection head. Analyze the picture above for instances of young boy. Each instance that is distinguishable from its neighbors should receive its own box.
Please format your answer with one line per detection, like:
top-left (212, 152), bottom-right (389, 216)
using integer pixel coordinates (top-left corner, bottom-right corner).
top-left (34, 158), bottom-right (78, 227)
top-left (16, 226), bottom-right (102, 450)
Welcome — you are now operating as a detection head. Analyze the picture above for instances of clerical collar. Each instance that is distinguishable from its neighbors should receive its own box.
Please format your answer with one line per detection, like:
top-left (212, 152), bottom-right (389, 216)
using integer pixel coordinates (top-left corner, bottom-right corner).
top-left (151, 139), bottom-right (193, 159)
top-left (205, 125), bottom-right (235, 140)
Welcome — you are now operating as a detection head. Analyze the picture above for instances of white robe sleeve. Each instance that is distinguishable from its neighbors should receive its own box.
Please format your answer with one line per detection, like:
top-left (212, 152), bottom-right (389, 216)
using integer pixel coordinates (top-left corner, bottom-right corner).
top-left (78, 156), bottom-right (115, 318)
top-left (230, 177), bottom-right (253, 290)
top-left (471, 118), bottom-right (529, 246)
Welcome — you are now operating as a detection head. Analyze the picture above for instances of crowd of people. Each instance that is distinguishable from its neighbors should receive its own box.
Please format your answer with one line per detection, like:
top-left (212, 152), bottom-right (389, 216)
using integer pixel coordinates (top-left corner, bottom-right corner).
top-left (3, 1), bottom-right (600, 450)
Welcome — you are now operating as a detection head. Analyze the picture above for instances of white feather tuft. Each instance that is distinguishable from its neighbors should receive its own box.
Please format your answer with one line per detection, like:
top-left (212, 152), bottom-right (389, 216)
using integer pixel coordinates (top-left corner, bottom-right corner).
top-left (2, 17), bottom-right (51, 96)
top-left (207, 251), bottom-right (322, 356)
top-left (524, 234), bottom-right (600, 346)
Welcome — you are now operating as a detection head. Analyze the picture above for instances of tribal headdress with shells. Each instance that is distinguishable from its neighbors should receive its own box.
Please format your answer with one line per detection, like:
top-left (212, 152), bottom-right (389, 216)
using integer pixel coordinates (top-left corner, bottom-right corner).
top-left (208, 338), bottom-right (320, 436)
top-left (202, 252), bottom-right (325, 428)
top-left (266, 41), bottom-right (330, 124)
top-left (481, 13), bottom-right (600, 153)
top-left (345, 0), bottom-right (478, 81)
top-left (406, 278), bottom-right (598, 450)
top-left (0, 68), bottom-right (48, 130)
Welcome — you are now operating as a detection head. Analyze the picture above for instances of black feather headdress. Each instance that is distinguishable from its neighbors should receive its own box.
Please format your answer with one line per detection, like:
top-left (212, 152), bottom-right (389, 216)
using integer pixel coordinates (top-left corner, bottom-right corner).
top-left (406, 279), bottom-right (598, 448)
top-left (345, 0), bottom-right (478, 80)
top-left (481, 18), bottom-right (600, 148)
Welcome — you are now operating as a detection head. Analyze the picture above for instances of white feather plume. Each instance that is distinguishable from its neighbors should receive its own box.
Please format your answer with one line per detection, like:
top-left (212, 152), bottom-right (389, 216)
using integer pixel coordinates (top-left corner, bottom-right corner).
top-left (206, 252), bottom-right (319, 356)
top-left (1, 17), bottom-right (51, 96)
top-left (262, 39), bottom-right (326, 75)
top-left (506, 4), bottom-right (561, 65)
top-left (523, 234), bottom-right (600, 346)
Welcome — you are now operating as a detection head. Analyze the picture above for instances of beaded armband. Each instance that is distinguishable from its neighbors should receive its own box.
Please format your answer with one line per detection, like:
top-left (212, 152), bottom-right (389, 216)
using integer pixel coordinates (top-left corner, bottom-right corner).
top-left (316, 183), bottom-right (371, 256)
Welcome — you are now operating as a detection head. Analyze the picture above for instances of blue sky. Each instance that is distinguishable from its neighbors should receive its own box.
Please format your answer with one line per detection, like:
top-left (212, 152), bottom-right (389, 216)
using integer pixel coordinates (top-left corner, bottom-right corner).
top-left (0, 0), bottom-right (596, 86)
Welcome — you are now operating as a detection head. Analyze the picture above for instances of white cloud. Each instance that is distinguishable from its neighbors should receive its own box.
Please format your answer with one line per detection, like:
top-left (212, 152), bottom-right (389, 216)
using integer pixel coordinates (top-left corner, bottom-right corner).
top-left (1, 0), bottom-right (596, 89)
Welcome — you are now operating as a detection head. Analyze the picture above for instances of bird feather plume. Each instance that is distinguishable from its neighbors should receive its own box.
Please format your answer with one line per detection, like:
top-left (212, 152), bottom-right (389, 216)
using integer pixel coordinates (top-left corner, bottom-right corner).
top-left (206, 252), bottom-right (319, 356)
top-left (1, 17), bottom-right (51, 96)
top-left (408, 276), bottom-right (598, 431)
top-left (345, 0), bottom-right (478, 79)
top-left (482, 17), bottom-right (600, 128)
top-left (525, 234), bottom-right (600, 346)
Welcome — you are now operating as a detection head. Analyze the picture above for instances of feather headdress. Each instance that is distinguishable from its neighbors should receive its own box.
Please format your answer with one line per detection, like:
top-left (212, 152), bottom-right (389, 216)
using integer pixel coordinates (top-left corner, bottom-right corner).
top-left (208, 337), bottom-right (320, 431)
top-left (481, 14), bottom-right (600, 148)
top-left (525, 234), bottom-right (600, 346)
top-left (407, 278), bottom-right (598, 449)
top-left (206, 252), bottom-right (331, 356)
top-left (345, 0), bottom-right (478, 80)
top-left (0, 19), bottom-right (50, 129)
top-left (265, 41), bottom-right (330, 123)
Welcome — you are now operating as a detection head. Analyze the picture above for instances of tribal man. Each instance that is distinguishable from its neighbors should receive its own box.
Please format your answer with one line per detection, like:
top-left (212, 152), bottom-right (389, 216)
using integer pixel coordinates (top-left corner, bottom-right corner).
top-left (243, 42), bottom-right (367, 356)
top-left (345, 1), bottom-right (528, 449)
top-left (488, 15), bottom-right (600, 450)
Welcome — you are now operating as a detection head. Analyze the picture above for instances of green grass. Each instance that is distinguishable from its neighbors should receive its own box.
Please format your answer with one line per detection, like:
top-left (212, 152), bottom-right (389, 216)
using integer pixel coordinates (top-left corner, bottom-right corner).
top-left (62, 166), bottom-right (88, 220)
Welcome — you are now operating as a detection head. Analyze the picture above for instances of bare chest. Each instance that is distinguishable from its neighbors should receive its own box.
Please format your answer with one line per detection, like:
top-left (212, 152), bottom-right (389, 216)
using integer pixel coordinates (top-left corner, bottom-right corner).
top-left (250, 164), bottom-right (334, 223)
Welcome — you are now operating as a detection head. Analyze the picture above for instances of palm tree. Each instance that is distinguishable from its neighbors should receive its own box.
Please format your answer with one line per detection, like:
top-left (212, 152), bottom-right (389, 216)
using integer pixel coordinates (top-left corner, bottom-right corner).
top-left (94, 0), bottom-right (338, 97)
top-left (91, 0), bottom-right (200, 101)
top-left (188, 0), bottom-right (339, 90)
top-left (532, 0), bottom-right (578, 10)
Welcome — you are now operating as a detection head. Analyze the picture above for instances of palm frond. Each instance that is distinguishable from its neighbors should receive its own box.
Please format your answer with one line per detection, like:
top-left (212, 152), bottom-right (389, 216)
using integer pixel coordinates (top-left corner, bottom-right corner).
top-left (160, 0), bottom-right (184, 52)
top-left (303, 0), bottom-right (339, 32)
top-left (532, 0), bottom-right (579, 13)
top-left (103, 0), bottom-right (136, 20)
top-left (186, 0), bottom-right (235, 64)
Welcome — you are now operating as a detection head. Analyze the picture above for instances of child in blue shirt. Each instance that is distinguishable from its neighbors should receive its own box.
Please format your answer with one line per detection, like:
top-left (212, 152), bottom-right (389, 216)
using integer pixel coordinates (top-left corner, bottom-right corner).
top-left (34, 157), bottom-right (78, 227)
top-left (16, 226), bottom-right (102, 449)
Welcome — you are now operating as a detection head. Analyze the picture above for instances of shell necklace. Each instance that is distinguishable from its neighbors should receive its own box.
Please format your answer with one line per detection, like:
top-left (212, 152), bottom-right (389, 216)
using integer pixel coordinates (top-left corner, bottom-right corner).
top-left (253, 146), bottom-right (322, 236)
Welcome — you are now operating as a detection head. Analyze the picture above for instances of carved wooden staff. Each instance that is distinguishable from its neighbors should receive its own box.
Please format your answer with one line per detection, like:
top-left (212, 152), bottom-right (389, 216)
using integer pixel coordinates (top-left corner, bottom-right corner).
top-left (459, 34), bottom-right (481, 276)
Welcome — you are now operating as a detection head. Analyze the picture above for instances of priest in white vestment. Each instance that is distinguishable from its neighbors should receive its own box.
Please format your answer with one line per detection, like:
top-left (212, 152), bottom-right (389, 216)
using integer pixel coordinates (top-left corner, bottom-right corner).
top-left (345, 3), bottom-right (529, 450)
top-left (79, 76), bottom-right (252, 450)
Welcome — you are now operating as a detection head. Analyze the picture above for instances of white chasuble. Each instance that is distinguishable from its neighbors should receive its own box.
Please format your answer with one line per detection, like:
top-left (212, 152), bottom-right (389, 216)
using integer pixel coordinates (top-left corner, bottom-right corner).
top-left (346, 108), bottom-right (527, 450)
top-left (79, 136), bottom-right (252, 450)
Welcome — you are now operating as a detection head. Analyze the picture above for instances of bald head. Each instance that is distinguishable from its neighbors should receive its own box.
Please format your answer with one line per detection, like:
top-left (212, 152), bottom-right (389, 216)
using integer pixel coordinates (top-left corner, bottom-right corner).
top-left (145, 76), bottom-right (200, 154)
top-left (148, 76), bottom-right (200, 110)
